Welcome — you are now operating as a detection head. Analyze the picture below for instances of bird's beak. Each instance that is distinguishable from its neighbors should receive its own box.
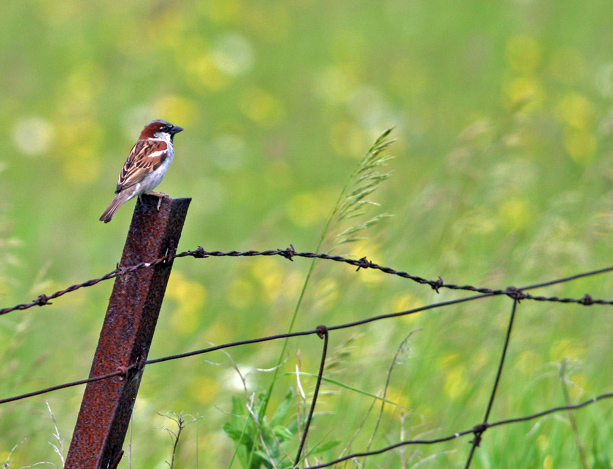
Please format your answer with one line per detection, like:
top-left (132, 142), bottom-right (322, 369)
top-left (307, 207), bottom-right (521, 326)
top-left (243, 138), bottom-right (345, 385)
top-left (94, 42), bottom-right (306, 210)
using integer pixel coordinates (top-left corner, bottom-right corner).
top-left (172, 125), bottom-right (184, 134)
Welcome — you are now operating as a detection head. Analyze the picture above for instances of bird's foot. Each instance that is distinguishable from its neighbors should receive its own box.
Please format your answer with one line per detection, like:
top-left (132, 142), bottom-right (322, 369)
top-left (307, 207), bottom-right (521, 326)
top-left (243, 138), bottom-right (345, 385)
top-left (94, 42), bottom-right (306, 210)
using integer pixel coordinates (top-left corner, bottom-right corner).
top-left (148, 192), bottom-right (169, 211)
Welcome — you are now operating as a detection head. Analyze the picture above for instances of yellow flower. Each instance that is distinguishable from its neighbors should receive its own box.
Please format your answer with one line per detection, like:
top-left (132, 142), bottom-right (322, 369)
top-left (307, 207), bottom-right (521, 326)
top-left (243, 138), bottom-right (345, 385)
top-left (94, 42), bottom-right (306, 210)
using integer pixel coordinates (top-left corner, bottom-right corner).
top-left (564, 129), bottom-right (597, 165)
top-left (550, 338), bottom-right (585, 361)
top-left (189, 376), bottom-right (220, 405)
top-left (499, 198), bottom-right (531, 230)
top-left (251, 257), bottom-right (283, 303)
top-left (382, 388), bottom-right (411, 414)
top-left (167, 272), bottom-right (207, 336)
top-left (330, 121), bottom-right (370, 158)
top-left (314, 278), bottom-right (340, 309)
top-left (392, 294), bottom-right (423, 317)
top-left (200, 0), bottom-right (241, 24)
top-left (287, 191), bottom-right (327, 227)
top-left (153, 95), bottom-right (198, 127)
top-left (227, 278), bottom-right (255, 309)
top-left (503, 77), bottom-right (544, 110)
top-left (515, 351), bottom-right (542, 374)
top-left (239, 87), bottom-right (285, 127)
top-left (556, 93), bottom-right (595, 130)
top-left (506, 35), bottom-right (542, 74)
top-left (537, 434), bottom-right (549, 451)
top-left (187, 54), bottom-right (230, 92)
top-left (444, 366), bottom-right (469, 400)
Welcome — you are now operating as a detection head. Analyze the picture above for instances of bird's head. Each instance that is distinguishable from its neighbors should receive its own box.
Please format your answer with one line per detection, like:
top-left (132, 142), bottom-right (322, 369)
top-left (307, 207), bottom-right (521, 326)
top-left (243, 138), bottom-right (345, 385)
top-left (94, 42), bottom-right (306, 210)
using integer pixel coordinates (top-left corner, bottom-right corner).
top-left (140, 120), bottom-right (184, 141)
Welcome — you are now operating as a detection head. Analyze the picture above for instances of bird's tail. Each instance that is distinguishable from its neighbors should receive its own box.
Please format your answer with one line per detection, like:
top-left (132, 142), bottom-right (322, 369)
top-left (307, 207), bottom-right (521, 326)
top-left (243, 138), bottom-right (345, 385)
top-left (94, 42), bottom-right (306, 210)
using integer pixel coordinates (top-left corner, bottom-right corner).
top-left (99, 191), bottom-right (133, 223)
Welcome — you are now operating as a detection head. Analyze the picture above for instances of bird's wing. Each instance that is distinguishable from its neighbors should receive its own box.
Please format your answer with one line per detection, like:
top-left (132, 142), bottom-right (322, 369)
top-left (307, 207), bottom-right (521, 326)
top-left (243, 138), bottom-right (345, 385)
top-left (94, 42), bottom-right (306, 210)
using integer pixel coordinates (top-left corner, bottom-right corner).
top-left (115, 139), bottom-right (168, 192)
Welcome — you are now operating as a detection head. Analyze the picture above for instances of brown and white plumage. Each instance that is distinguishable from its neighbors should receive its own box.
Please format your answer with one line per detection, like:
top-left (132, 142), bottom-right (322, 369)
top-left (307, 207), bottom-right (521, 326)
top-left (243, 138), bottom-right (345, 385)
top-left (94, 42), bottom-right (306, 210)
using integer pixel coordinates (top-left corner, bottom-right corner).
top-left (100, 120), bottom-right (183, 223)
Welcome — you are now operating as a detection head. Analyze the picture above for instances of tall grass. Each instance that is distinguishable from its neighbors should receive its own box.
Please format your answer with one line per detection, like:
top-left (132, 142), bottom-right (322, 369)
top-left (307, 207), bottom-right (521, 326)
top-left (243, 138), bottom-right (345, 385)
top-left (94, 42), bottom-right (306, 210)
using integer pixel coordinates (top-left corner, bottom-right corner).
top-left (225, 130), bottom-right (395, 468)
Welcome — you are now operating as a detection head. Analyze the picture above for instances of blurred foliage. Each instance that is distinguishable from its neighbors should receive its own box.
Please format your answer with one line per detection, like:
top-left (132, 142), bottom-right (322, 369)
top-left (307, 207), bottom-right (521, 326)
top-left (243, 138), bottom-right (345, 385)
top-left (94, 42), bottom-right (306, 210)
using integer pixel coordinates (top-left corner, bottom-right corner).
top-left (2, 0), bottom-right (613, 467)
top-left (224, 389), bottom-right (298, 469)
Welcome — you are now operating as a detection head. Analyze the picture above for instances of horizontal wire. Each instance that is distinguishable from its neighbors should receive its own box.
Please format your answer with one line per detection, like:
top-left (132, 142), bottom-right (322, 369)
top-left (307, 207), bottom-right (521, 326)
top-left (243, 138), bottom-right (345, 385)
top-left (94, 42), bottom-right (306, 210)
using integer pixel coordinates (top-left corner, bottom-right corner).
top-left (2, 247), bottom-right (612, 317)
top-left (302, 393), bottom-right (613, 469)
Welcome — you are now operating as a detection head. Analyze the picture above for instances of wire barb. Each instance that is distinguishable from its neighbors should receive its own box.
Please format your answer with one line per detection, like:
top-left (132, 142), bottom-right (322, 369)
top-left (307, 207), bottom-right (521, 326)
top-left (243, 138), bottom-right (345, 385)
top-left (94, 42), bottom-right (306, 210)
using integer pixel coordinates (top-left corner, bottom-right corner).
top-left (430, 276), bottom-right (444, 293)
top-left (355, 256), bottom-right (371, 271)
top-left (505, 286), bottom-right (527, 302)
top-left (191, 246), bottom-right (208, 258)
top-left (279, 244), bottom-right (296, 261)
top-left (580, 294), bottom-right (593, 305)
top-left (34, 294), bottom-right (52, 306)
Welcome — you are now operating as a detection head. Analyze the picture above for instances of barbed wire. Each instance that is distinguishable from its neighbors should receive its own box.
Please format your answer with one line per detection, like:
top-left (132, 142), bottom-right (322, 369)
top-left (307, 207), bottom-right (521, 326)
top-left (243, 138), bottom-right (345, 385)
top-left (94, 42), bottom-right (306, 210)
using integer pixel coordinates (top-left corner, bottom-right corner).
top-left (2, 246), bottom-right (612, 317)
top-left (2, 245), bottom-right (613, 467)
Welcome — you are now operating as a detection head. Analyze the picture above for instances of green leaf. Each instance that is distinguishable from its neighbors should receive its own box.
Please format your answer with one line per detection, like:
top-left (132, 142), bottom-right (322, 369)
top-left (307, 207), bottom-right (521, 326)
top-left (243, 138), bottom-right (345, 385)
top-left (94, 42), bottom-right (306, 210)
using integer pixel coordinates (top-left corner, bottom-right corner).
top-left (231, 396), bottom-right (245, 422)
top-left (223, 422), bottom-right (251, 443)
top-left (310, 439), bottom-right (342, 454)
top-left (272, 425), bottom-right (293, 441)
top-left (253, 450), bottom-right (273, 468)
top-left (271, 388), bottom-right (294, 426)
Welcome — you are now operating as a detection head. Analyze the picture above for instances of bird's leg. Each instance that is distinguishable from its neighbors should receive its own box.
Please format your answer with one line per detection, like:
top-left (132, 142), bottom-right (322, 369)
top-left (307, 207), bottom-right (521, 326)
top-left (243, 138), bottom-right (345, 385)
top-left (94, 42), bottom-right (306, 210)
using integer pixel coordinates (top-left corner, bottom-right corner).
top-left (148, 192), bottom-right (169, 211)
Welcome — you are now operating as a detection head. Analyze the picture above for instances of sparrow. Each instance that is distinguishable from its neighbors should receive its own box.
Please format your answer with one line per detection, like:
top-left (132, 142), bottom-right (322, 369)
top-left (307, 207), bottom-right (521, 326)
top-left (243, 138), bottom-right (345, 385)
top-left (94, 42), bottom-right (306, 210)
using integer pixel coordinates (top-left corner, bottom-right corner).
top-left (99, 120), bottom-right (183, 223)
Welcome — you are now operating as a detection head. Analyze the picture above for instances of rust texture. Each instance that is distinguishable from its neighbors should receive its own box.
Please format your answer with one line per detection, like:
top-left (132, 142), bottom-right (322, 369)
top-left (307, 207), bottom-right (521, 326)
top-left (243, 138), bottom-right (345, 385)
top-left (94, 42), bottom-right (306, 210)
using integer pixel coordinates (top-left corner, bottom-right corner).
top-left (65, 194), bottom-right (191, 469)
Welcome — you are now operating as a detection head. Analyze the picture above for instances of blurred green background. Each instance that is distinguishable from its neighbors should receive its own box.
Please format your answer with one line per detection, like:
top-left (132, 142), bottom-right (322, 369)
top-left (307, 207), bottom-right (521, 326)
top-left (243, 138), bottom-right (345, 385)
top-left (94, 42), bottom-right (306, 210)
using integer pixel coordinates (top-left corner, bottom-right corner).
top-left (2, 0), bottom-right (613, 467)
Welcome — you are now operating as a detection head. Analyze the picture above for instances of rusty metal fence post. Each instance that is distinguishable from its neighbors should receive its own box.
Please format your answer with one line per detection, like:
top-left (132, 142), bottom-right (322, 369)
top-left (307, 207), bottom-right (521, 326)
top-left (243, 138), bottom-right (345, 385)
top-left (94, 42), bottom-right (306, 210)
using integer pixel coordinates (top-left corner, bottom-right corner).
top-left (65, 195), bottom-right (191, 469)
